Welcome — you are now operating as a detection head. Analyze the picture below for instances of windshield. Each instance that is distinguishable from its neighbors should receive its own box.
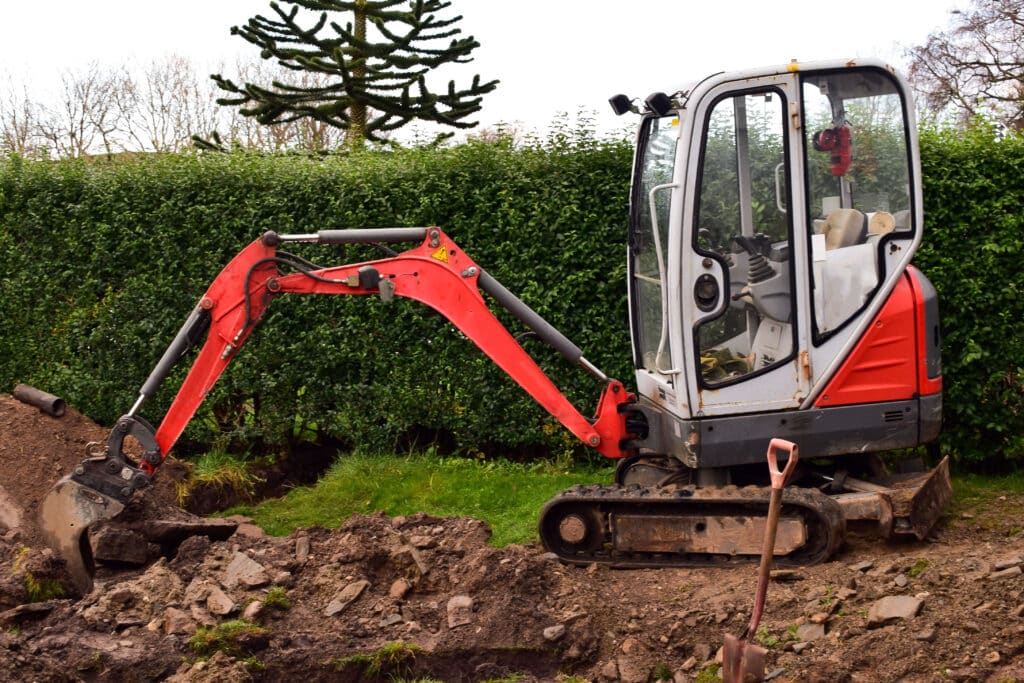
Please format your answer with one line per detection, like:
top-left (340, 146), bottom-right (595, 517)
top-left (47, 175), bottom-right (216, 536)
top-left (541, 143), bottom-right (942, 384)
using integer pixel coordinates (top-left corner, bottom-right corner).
top-left (630, 115), bottom-right (679, 373)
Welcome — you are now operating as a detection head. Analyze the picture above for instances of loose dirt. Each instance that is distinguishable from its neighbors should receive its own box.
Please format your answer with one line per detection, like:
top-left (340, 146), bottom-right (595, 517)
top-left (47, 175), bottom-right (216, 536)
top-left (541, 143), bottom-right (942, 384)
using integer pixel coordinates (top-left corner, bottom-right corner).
top-left (0, 393), bottom-right (1021, 682)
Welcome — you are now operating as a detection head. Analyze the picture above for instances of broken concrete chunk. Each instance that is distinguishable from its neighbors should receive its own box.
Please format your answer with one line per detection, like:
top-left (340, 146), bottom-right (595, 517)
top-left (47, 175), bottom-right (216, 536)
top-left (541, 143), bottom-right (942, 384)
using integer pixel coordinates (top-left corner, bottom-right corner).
top-left (224, 551), bottom-right (269, 589)
top-left (325, 579), bottom-right (370, 617)
top-left (446, 594), bottom-right (474, 628)
top-left (867, 595), bottom-right (923, 627)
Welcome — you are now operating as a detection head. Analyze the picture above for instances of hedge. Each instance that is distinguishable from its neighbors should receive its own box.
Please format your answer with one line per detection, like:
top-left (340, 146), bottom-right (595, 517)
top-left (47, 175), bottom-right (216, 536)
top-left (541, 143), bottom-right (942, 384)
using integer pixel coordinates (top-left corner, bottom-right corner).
top-left (0, 126), bottom-right (1022, 466)
top-left (0, 134), bottom-right (633, 458)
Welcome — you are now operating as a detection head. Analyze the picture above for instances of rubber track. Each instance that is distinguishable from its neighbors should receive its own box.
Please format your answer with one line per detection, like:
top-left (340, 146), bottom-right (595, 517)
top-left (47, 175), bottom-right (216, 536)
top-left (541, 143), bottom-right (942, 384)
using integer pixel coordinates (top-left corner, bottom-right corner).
top-left (539, 483), bottom-right (846, 568)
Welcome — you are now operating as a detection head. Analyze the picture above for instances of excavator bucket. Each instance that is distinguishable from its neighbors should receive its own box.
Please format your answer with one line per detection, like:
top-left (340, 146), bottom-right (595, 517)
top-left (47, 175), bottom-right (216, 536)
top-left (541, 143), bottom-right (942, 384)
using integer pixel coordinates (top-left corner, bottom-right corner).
top-left (38, 475), bottom-right (125, 594)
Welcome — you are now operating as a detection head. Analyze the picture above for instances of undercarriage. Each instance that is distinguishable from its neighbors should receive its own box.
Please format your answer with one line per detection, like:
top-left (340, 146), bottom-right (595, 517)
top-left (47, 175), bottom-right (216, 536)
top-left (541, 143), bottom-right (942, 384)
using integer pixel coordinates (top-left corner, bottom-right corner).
top-left (538, 455), bottom-right (951, 567)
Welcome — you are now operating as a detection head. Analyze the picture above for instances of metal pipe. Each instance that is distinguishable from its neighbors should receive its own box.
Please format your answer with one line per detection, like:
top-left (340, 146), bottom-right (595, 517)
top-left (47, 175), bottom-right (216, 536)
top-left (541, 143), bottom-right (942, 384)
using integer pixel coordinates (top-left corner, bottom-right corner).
top-left (277, 228), bottom-right (428, 244)
top-left (12, 384), bottom-right (66, 417)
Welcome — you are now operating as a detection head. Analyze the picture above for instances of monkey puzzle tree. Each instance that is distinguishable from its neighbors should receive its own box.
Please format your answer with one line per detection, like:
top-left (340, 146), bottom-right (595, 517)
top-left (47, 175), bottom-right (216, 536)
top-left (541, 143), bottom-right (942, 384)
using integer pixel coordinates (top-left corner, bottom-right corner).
top-left (210, 0), bottom-right (498, 149)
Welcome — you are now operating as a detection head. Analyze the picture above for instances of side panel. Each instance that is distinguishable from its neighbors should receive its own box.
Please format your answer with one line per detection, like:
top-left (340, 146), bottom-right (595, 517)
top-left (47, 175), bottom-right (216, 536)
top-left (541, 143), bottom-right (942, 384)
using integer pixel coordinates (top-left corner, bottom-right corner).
top-left (813, 272), bottom-right (918, 407)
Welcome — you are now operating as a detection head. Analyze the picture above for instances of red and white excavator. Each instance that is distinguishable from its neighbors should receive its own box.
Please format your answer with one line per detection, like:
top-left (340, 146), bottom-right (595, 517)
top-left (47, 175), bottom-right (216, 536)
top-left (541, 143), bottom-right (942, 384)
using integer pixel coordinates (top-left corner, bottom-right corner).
top-left (41, 58), bottom-right (951, 591)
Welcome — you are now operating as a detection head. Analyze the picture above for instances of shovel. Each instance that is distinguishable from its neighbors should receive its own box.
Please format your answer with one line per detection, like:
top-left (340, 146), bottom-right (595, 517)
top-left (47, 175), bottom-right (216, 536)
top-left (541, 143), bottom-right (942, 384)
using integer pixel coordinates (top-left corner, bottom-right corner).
top-left (722, 438), bottom-right (799, 683)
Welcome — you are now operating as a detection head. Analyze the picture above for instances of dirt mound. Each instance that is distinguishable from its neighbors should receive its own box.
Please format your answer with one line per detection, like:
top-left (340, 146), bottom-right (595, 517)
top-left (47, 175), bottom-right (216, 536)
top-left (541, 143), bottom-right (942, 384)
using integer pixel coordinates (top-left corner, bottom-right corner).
top-left (0, 392), bottom-right (1022, 682)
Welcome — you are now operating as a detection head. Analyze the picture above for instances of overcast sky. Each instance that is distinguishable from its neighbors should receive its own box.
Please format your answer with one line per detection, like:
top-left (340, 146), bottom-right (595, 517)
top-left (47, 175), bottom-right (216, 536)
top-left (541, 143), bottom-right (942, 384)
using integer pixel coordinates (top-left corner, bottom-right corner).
top-left (2, 0), bottom-right (960, 138)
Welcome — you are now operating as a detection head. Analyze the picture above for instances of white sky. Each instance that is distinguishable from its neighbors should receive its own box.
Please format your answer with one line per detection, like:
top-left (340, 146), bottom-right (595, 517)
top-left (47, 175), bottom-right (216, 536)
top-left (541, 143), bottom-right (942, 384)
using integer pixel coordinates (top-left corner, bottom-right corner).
top-left (2, 0), bottom-right (961, 138)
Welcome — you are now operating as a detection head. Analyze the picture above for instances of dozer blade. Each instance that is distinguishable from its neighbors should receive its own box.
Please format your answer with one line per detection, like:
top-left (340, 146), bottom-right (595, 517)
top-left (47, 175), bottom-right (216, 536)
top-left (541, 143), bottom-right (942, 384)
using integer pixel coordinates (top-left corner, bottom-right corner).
top-left (39, 476), bottom-right (125, 594)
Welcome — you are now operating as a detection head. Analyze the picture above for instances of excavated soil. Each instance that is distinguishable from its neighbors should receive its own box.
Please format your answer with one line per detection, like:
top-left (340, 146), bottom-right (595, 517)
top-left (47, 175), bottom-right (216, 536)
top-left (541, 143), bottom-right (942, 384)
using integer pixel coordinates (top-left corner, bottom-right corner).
top-left (0, 392), bottom-right (1022, 682)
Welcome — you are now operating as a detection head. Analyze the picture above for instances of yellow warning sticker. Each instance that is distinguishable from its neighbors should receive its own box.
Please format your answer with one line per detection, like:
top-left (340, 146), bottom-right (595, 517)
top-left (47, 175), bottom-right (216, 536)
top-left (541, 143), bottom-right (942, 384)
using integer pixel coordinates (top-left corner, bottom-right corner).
top-left (431, 246), bottom-right (449, 263)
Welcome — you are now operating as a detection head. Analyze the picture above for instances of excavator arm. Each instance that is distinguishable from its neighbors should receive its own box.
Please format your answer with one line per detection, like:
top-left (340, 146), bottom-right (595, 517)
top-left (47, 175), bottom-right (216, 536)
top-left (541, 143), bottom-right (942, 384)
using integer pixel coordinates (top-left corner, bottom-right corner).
top-left (66, 227), bottom-right (635, 504)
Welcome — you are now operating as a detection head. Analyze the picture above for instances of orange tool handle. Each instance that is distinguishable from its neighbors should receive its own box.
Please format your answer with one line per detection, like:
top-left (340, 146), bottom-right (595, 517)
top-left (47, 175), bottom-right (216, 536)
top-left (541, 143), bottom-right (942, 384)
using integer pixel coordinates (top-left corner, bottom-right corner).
top-left (766, 437), bottom-right (799, 489)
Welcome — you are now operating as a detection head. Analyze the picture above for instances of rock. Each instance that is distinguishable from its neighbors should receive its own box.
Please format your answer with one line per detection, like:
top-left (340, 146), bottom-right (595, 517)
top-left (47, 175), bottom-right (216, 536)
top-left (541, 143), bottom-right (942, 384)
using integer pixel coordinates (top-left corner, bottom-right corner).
top-left (543, 624), bottom-right (566, 641)
top-left (295, 535), bottom-right (310, 564)
top-left (206, 586), bottom-right (235, 616)
top-left (681, 655), bottom-right (698, 670)
top-left (792, 641), bottom-right (812, 654)
top-left (379, 612), bottom-right (404, 627)
top-left (988, 566), bottom-right (1023, 581)
top-left (163, 607), bottom-right (195, 636)
top-left (985, 651), bottom-right (1001, 664)
top-left (993, 555), bottom-right (1022, 571)
top-left (914, 627), bottom-right (937, 642)
top-left (223, 551), bottom-right (269, 588)
top-left (389, 578), bottom-right (412, 599)
top-left (692, 642), bottom-right (713, 662)
top-left (620, 635), bottom-right (641, 654)
top-left (599, 659), bottom-right (619, 681)
top-left (796, 623), bottom-right (826, 642)
top-left (849, 560), bottom-right (874, 572)
top-left (809, 612), bottom-right (830, 624)
top-left (232, 522), bottom-right (266, 539)
top-left (617, 656), bottom-right (649, 683)
top-left (867, 595), bottom-right (924, 627)
top-left (446, 595), bottom-right (474, 628)
top-left (190, 604), bottom-right (216, 627)
top-left (1012, 603), bottom-right (1024, 618)
top-left (89, 527), bottom-right (153, 566)
top-left (242, 601), bottom-right (264, 621)
top-left (894, 574), bottom-right (909, 588)
top-left (973, 601), bottom-right (994, 614)
top-left (771, 569), bottom-right (805, 582)
top-left (409, 534), bottom-right (436, 549)
top-left (325, 580), bottom-right (370, 617)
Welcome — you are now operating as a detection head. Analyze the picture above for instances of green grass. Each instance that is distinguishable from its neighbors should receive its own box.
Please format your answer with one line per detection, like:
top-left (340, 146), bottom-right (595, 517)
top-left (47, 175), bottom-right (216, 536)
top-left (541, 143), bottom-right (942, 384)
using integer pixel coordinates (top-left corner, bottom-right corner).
top-left (948, 471), bottom-right (1024, 534)
top-left (226, 452), bottom-right (614, 546)
top-left (189, 620), bottom-right (268, 657)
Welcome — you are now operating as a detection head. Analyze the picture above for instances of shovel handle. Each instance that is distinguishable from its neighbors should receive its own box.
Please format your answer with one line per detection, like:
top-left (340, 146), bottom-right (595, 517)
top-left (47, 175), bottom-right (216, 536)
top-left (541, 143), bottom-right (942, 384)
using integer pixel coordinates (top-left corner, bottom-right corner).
top-left (766, 438), bottom-right (798, 489)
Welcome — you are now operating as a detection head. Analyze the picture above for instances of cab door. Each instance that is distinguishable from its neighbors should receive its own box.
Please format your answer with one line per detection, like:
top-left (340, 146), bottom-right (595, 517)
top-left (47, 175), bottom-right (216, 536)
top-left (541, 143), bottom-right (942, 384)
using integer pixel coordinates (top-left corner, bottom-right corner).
top-left (681, 74), bottom-right (811, 417)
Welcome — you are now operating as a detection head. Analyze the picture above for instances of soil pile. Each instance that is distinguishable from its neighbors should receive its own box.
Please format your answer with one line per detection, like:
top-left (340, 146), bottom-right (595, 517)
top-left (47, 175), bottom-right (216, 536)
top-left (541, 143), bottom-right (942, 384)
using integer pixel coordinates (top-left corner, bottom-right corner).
top-left (0, 393), bottom-right (1022, 682)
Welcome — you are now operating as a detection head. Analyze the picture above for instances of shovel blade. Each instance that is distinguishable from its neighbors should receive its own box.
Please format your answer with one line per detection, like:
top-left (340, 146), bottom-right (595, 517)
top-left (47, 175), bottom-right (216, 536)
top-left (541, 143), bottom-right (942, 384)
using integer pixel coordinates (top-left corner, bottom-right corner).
top-left (722, 633), bottom-right (767, 683)
top-left (38, 476), bottom-right (125, 594)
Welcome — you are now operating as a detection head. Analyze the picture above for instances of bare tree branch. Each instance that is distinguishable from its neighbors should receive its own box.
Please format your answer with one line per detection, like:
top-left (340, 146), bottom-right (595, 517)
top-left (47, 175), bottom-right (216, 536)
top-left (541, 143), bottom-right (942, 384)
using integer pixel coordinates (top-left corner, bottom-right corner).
top-left (907, 0), bottom-right (1024, 127)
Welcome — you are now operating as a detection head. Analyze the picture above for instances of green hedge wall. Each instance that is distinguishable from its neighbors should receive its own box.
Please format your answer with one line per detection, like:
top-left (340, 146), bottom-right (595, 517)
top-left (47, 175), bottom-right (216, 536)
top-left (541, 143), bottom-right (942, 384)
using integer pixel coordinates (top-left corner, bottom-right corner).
top-left (0, 136), bottom-right (633, 457)
top-left (915, 126), bottom-right (1024, 467)
top-left (0, 127), bottom-right (1021, 466)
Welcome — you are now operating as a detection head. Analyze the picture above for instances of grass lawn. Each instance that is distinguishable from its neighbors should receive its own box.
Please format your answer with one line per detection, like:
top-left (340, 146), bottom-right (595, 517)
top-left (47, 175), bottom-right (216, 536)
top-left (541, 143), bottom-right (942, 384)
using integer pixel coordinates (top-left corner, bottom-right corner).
top-left (227, 452), bottom-right (615, 547)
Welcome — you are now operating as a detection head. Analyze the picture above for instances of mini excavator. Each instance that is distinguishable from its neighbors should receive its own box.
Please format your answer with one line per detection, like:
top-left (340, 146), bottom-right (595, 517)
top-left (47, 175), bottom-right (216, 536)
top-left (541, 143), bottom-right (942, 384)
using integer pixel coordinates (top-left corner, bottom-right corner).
top-left (41, 58), bottom-right (951, 590)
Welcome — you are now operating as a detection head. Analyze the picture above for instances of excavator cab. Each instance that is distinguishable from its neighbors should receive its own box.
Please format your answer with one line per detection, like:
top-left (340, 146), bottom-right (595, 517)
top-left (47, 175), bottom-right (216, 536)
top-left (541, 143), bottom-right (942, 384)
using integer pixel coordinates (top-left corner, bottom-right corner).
top-left (626, 60), bottom-right (942, 476)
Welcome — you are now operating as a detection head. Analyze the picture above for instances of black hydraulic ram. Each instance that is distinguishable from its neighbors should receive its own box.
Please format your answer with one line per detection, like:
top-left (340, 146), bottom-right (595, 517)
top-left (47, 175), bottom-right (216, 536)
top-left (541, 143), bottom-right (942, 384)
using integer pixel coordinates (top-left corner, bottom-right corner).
top-left (274, 226), bottom-right (608, 381)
